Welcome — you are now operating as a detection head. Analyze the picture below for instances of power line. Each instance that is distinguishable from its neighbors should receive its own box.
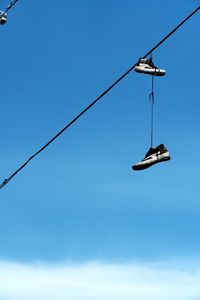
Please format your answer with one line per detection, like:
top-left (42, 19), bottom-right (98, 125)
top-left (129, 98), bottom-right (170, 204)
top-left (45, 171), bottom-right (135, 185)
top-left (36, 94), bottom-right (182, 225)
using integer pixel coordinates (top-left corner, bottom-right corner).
top-left (5, 0), bottom-right (19, 12)
top-left (0, 0), bottom-right (19, 18)
top-left (0, 6), bottom-right (199, 189)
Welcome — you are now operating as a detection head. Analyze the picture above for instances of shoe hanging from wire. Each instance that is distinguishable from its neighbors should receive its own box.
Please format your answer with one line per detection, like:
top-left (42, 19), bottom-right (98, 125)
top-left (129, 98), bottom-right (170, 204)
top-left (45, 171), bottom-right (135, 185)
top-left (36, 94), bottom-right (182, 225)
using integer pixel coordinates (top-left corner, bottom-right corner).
top-left (0, 0), bottom-right (19, 25)
top-left (0, 6), bottom-right (199, 189)
top-left (132, 57), bottom-right (170, 171)
top-left (134, 57), bottom-right (166, 76)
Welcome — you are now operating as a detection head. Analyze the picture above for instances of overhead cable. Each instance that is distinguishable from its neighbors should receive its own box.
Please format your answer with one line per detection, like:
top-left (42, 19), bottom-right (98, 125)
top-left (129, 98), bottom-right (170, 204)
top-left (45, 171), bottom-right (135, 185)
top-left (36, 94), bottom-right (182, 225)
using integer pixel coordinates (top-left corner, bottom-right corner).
top-left (0, 6), bottom-right (199, 189)
top-left (1, 0), bottom-right (19, 18)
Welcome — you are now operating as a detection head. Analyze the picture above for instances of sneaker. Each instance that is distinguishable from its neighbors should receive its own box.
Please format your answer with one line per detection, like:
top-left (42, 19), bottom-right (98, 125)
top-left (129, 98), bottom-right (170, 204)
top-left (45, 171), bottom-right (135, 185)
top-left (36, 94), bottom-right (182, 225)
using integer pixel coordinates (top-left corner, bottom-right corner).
top-left (134, 58), bottom-right (166, 76)
top-left (132, 144), bottom-right (170, 171)
top-left (0, 11), bottom-right (7, 25)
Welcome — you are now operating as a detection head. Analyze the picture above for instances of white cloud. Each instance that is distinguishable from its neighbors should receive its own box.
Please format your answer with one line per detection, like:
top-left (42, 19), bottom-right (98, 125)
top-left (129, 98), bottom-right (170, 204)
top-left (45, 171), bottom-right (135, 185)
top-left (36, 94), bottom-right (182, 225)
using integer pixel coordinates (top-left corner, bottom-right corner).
top-left (0, 260), bottom-right (200, 300)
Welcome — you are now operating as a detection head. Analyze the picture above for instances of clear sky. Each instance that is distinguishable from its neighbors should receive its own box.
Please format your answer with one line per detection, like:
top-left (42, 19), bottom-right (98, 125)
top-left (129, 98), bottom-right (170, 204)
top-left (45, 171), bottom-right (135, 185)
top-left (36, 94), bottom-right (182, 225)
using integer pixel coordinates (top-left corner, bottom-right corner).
top-left (0, 1), bottom-right (200, 299)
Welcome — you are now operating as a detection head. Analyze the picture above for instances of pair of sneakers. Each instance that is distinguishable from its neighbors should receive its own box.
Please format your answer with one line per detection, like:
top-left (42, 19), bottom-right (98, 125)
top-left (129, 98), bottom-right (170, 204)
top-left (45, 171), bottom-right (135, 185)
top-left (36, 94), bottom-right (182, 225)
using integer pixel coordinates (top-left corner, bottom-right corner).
top-left (132, 144), bottom-right (170, 171)
top-left (133, 58), bottom-right (169, 170)
top-left (134, 58), bottom-right (166, 76)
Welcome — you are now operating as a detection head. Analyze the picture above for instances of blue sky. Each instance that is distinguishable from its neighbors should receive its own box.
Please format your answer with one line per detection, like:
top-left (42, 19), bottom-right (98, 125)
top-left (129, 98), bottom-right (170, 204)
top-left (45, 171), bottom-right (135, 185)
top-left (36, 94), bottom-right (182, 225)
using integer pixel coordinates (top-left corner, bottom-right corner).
top-left (0, 1), bottom-right (200, 299)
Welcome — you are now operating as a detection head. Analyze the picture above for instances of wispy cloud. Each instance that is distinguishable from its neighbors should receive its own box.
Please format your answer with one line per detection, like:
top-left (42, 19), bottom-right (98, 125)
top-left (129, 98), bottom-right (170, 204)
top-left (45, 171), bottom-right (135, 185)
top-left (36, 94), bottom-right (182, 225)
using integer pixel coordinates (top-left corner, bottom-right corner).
top-left (0, 260), bottom-right (200, 300)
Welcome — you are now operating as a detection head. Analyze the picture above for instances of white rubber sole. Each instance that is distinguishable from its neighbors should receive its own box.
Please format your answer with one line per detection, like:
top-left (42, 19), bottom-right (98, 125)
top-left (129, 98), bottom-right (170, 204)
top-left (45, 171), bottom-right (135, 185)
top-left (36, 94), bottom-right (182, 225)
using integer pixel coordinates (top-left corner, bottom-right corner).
top-left (132, 152), bottom-right (170, 171)
top-left (134, 66), bottom-right (166, 76)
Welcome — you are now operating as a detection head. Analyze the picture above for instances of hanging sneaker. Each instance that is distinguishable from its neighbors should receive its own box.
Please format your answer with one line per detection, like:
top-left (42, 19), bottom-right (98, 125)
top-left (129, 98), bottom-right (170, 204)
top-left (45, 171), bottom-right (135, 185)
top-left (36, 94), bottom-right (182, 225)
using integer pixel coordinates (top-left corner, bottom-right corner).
top-left (132, 144), bottom-right (170, 171)
top-left (0, 11), bottom-right (7, 25)
top-left (134, 58), bottom-right (166, 76)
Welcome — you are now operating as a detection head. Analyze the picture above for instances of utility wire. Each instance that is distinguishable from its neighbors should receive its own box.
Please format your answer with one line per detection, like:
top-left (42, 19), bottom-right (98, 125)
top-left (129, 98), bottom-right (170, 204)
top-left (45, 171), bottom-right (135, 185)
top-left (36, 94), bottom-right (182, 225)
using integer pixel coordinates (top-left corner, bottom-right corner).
top-left (0, 6), bottom-right (199, 189)
top-left (0, 0), bottom-right (19, 18)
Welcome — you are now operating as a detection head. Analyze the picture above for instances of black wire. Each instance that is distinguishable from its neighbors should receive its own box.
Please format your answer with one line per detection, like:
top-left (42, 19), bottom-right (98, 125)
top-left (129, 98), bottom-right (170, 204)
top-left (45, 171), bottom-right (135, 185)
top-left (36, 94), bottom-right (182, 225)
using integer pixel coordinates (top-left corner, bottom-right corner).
top-left (142, 6), bottom-right (200, 59)
top-left (0, 0), bottom-right (19, 18)
top-left (0, 6), bottom-right (199, 189)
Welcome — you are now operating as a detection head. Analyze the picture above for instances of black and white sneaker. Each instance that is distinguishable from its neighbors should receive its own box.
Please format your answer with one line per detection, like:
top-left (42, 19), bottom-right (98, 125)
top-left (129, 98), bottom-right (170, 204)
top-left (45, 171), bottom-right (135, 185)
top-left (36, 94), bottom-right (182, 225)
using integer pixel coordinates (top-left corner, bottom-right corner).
top-left (134, 58), bottom-right (166, 76)
top-left (0, 11), bottom-right (7, 25)
top-left (132, 144), bottom-right (170, 171)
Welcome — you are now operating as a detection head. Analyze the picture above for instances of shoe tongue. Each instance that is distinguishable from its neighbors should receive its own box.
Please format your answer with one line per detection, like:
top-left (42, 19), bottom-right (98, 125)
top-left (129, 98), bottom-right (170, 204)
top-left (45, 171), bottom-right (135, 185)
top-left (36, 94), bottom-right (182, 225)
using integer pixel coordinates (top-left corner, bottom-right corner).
top-left (157, 144), bottom-right (166, 151)
top-left (145, 147), bottom-right (155, 157)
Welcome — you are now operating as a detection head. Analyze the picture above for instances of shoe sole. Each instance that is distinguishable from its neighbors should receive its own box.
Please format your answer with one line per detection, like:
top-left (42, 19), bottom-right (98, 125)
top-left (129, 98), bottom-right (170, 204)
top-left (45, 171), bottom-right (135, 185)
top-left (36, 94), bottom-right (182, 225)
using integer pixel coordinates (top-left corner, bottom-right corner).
top-left (134, 66), bottom-right (166, 76)
top-left (132, 154), bottom-right (171, 171)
